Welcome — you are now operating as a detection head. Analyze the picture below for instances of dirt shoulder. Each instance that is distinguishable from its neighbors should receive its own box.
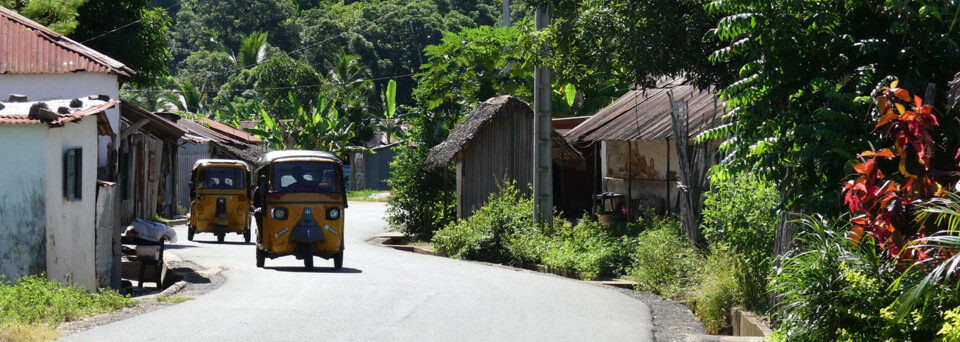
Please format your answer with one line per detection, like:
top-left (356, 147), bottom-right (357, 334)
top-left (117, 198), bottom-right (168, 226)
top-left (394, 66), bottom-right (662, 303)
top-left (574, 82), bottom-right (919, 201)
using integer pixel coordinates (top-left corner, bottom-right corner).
top-left (56, 258), bottom-right (226, 337)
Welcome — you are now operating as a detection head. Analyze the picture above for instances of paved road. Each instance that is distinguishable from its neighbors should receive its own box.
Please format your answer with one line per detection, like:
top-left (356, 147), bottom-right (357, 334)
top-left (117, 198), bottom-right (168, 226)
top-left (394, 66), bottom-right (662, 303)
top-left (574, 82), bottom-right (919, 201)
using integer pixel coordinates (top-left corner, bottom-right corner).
top-left (65, 202), bottom-right (653, 341)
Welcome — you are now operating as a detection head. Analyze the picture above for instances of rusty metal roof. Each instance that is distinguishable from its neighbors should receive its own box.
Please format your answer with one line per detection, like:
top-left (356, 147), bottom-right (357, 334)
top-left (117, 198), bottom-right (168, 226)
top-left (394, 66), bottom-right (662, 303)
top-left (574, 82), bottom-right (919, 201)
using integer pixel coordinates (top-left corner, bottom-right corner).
top-left (119, 100), bottom-right (187, 140)
top-left (201, 118), bottom-right (261, 144)
top-left (0, 100), bottom-right (117, 134)
top-left (0, 6), bottom-right (135, 79)
top-left (565, 85), bottom-right (723, 143)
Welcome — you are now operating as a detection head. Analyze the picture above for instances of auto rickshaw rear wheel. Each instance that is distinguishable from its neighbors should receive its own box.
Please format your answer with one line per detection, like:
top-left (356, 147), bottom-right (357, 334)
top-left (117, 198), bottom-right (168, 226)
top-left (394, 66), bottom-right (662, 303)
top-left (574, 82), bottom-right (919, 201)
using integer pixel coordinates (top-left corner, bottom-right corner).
top-left (217, 232), bottom-right (225, 243)
top-left (256, 248), bottom-right (265, 268)
top-left (243, 229), bottom-right (251, 243)
top-left (334, 252), bottom-right (343, 269)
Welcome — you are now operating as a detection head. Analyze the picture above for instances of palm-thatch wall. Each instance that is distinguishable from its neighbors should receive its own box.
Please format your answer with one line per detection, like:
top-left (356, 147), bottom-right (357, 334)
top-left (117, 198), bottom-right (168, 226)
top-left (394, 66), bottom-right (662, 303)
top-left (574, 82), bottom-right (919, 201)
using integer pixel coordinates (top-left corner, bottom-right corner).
top-left (426, 95), bottom-right (583, 219)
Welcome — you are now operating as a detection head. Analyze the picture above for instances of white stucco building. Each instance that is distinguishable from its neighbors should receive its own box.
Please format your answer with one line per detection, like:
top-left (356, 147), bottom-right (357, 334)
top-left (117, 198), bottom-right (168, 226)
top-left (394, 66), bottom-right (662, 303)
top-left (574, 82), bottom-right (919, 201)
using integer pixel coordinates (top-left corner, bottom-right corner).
top-left (0, 99), bottom-right (117, 291)
top-left (0, 6), bottom-right (135, 290)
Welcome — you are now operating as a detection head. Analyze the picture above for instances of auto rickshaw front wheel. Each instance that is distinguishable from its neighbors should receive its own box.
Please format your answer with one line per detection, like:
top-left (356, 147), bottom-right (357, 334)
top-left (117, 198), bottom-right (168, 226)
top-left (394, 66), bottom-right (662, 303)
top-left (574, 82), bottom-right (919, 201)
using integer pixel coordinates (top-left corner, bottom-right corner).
top-left (217, 232), bottom-right (225, 243)
top-left (187, 228), bottom-right (195, 241)
top-left (299, 244), bottom-right (314, 269)
top-left (334, 252), bottom-right (343, 269)
top-left (256, 248), bottom-right (265, 268)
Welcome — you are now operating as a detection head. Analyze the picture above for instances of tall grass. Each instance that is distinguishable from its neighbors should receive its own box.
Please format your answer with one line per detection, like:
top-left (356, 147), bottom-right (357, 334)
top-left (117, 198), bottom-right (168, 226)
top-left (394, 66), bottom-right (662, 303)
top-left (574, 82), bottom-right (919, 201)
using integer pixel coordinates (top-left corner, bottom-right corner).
top-left (0, 275), bottom-right (135, 341)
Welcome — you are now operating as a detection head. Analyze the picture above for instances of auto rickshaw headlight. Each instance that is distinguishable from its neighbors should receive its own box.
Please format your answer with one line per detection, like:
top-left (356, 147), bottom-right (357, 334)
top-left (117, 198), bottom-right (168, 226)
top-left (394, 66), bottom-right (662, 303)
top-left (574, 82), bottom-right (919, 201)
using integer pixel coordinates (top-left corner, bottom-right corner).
top-left (198, 195), bottom-right (205, 200)
top-left (326, 207), bottom-right (341, 220)
top-left (271, 207), bottom-right (288, 220)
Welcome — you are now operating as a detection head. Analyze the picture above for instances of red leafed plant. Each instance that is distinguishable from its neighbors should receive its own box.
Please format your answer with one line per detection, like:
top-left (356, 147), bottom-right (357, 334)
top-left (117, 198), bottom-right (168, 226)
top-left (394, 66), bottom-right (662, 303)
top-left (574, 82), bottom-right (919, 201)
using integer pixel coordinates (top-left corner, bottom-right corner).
top-left (842, 80), bottom-right (951, 260)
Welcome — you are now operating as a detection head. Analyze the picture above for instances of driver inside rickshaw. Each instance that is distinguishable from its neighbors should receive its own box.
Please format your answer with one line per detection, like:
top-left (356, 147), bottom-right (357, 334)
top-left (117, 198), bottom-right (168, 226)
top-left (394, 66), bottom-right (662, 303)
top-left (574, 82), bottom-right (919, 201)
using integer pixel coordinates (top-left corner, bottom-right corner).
top-left (285, 165), bottom-right (319, 192)
top-left (204, 169), bottom-right (237, 189)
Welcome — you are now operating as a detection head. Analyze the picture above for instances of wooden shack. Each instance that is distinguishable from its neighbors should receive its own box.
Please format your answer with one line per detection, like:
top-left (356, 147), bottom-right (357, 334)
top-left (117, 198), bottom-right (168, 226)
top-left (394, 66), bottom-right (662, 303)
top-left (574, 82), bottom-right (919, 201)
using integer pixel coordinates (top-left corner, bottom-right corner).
top-left (425, 96), bottom-right (583, 219)
top-left (118, 101), bottom-right (187, 222)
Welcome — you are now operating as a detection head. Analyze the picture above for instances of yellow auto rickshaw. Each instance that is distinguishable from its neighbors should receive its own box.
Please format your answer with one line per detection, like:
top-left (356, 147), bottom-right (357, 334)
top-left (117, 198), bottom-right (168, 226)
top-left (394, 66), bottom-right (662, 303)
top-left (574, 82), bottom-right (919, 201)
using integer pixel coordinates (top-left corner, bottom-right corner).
top-left (253, 151), bottom-right (347, 269)
top-left (187, 159), bottom-right (252, 243)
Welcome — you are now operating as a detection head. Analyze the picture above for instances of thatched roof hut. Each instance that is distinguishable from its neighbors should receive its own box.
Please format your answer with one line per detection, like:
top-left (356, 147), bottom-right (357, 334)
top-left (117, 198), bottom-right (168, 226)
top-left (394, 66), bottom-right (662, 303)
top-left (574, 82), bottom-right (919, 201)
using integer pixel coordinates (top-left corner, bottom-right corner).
top-left (425, 95), bottom-right (584, 219)
top-left (426, 96), bottom-right (583, 170)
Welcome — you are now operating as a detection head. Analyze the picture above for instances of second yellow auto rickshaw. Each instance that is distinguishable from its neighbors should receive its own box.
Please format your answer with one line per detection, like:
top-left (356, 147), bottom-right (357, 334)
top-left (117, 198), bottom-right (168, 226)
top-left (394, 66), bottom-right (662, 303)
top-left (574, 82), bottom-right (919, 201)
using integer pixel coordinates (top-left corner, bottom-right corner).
top-left (187, 159), bottom-right (252, 243)
top-left (253, 150), bottom-right (347, 269)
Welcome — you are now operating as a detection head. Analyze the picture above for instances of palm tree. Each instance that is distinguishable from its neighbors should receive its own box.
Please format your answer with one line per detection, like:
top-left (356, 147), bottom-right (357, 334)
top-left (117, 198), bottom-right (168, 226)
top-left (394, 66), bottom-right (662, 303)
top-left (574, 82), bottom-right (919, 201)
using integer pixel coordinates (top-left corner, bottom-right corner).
top-left (159, 80), bottom-right (207, 113)
top-left (236, 31), bottom-right (268, 69)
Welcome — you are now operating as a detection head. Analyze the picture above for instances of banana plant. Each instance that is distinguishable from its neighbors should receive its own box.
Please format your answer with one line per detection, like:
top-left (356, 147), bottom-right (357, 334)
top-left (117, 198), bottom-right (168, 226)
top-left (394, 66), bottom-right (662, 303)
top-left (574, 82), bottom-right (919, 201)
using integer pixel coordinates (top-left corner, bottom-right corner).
top-left (247, 91), bottom-right (362, 155)
top-left (378, 79), bottom-right (404, 144)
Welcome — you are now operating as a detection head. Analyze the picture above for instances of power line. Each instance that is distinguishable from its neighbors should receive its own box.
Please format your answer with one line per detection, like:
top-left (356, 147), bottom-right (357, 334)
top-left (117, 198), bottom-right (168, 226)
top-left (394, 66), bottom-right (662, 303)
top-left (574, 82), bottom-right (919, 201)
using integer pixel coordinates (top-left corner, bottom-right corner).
top-left (80, 1), bottom-right (183, 44)
top-left (125, 73), bottom-right (416, 93)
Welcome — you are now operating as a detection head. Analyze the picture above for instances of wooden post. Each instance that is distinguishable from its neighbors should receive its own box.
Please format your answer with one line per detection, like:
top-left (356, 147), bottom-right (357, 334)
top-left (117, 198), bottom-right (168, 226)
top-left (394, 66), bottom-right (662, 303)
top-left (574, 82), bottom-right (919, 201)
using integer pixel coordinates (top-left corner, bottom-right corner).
top-left (627, 141), bottom-right (633, 219)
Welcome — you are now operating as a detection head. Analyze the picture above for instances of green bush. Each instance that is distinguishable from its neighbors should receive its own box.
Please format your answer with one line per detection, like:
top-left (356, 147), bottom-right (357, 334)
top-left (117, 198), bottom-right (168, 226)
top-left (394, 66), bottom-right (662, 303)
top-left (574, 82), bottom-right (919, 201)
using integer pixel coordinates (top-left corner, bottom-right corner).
top-left (694, 249), bottom-right (741, 335)
top-left (0, 275), bottom-right (134, 325)
top-left (627, 216), bottom-right (700, 299)
top-left (386, 111), bottom-right (455, 236)
top-left (536, 217), bottom-right (638, 280)
top-left (769, 216), bottom-right (947, 342)
top-left (701, 174), bottom-right (778, 311)
top-left (432, 179), bottom-right (533, 264)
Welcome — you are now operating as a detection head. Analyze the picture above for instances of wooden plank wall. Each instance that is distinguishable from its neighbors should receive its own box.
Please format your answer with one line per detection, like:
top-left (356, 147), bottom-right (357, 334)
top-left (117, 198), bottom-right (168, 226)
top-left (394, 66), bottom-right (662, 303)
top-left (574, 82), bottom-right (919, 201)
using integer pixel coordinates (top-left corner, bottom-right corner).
top-left (458, 110), bottom-right (533, 219)
top-left (119, 133), bottom-right (164, 224)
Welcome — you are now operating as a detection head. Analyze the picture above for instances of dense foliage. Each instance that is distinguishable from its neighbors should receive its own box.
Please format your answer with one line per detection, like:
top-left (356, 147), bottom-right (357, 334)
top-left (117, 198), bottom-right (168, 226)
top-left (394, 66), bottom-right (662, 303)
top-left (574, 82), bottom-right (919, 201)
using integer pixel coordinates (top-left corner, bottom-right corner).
top-left (701, 175), bottom-right (778, 311)
top-left (541, 0), bottom-right (731, 89)
top-left (71, 0), bottom-right (172, 87)
top-left (704, 0), bottom-right (960, 213)
top-left (768, 217), bottom-right (951, 341)
top-left (432, 179), bottom-right (532, 263)
top-left (385, 109), bottom-right (456, 236)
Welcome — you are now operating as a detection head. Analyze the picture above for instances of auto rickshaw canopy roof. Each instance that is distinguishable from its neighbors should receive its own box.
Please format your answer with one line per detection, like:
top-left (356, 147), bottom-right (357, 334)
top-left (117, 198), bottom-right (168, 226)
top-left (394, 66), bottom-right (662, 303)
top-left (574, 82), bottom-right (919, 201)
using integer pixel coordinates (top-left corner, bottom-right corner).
top-left (256, 150), bottom-right (341, 170)
top-left (192, 159), bottom-right (251, 172)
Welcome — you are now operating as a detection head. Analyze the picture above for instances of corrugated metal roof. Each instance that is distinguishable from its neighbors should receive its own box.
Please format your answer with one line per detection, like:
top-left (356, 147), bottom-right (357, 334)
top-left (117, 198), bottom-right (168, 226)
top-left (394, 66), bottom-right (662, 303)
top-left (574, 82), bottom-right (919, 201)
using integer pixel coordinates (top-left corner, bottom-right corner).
top-left (176, 118), bottom-right (249, 146)
top-left (565, 85), bottom-right (722, 143)
top-left (119, 100), bottom-right (186, 140)
top-left (0, 6), bottom-right (135, 79)
top-left (0, 100), bottom-right (117, 135)
top-left (201, 118), bottom-right (261, 144)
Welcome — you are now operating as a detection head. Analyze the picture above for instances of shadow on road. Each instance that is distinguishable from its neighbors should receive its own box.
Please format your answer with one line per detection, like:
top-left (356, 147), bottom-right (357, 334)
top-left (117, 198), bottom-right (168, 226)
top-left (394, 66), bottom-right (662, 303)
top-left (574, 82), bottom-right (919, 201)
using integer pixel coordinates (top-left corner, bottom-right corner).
top-left (263, 266), bottom-right (363, 274)
top-left (168, 266), bottom-right (212, 284)
top-left (164, 244), bottom-right (198, 250)
top-left (193, 240), bottom-right (255, 246)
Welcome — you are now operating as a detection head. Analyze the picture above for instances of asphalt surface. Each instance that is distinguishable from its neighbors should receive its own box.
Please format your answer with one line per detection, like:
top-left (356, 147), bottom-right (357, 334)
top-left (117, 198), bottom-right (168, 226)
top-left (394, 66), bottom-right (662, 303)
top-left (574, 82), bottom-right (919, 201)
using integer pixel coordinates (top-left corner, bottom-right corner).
top-left (63, 202), bottom-right (654, 341)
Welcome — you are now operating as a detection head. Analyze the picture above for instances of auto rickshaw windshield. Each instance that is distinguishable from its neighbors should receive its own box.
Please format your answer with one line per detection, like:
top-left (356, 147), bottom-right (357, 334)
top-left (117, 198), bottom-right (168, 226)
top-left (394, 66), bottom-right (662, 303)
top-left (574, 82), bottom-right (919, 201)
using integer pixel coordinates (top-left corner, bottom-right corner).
top-left (199, 167), bottom-right (244, 189)
top-left (273, 161), bottom-right (339, 193)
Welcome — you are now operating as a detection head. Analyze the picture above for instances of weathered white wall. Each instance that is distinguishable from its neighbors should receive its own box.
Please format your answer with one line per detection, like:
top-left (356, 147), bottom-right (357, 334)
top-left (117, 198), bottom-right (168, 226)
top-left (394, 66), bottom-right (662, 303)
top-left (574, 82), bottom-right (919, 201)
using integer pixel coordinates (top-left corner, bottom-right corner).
top-left (44, 117), bottom-right (99, 291)
top-left (0, 124), bottom-right (48, 281)
top-left (603, 140), bottom-right (683, 213)
top-left (0, 73), bottom-right (121, 169)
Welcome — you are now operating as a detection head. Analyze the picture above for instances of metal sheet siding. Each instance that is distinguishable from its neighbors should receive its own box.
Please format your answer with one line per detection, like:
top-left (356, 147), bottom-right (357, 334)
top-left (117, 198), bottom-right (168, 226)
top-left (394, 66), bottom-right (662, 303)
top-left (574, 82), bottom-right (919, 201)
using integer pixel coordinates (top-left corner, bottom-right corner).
top-left (0, 7), bottom-right (134, 78)
top-left (176, 142), bottom-right (210, 210)
top-left (363, 147), bottom-right (396, 190)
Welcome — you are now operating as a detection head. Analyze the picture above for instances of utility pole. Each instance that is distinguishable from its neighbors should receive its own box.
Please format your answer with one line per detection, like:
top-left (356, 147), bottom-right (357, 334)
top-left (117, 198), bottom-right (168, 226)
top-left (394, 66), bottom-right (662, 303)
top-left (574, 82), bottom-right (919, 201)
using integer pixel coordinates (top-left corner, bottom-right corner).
top-left (502, 0), bottom-right (510, 27)
top-left (533, 4), bottom-right (552, 226)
